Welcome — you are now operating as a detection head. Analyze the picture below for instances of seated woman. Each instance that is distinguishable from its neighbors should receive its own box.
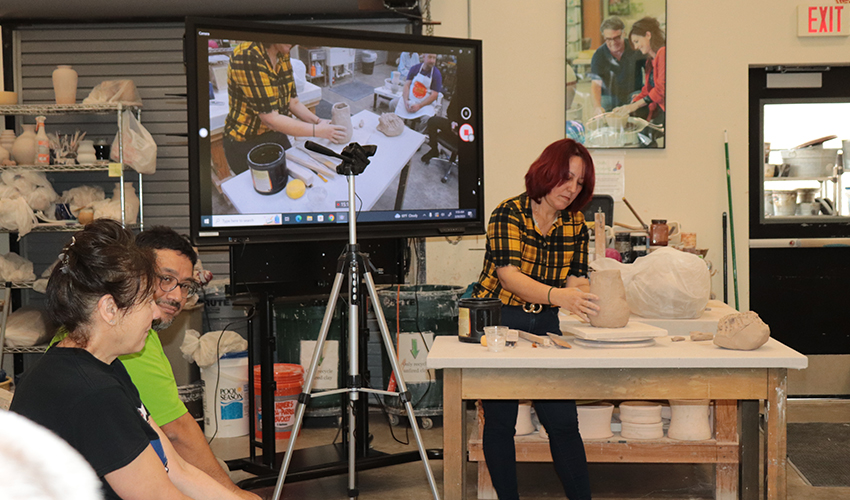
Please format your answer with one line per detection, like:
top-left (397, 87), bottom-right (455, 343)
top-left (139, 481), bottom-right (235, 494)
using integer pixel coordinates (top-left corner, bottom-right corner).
top-left (10, 219), bottom-right (245, 500)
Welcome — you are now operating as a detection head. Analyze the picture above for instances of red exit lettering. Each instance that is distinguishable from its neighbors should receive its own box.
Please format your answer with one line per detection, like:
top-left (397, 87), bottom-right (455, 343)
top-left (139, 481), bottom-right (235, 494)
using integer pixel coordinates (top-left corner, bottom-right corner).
top-left (809, 5), bottom-right (844, 33)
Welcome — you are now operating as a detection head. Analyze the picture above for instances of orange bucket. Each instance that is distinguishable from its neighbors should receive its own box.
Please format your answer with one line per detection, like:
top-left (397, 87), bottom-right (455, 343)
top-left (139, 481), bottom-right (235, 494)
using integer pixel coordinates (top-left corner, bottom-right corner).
top-left (253, 363), bottom-right (304, 440)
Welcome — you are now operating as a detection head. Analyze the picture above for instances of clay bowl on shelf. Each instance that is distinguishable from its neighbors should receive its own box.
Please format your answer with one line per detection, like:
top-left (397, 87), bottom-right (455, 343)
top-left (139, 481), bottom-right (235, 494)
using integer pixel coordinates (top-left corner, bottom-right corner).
top-left (0, 91), bottom-right (19, 105)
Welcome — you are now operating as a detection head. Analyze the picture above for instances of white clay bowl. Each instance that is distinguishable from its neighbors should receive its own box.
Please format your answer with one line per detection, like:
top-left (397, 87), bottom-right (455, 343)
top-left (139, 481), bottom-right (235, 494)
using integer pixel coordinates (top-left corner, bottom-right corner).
top-left (618, 401), bottom-right (663, 424)
top-left (620, 421), bottom-right (664, 440)
top-left (577, 403), bottom-right (614, 439)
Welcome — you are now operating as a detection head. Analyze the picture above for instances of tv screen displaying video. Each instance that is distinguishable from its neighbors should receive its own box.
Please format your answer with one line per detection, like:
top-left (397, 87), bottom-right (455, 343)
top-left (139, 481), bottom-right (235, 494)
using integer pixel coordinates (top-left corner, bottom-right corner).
top-left (186, 18), bottom-right (485, 245)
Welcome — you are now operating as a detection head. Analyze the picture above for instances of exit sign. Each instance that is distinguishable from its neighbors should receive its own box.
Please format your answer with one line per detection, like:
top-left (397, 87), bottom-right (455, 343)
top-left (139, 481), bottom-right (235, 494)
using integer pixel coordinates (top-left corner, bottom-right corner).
top-left (798, 4), bottom-right (849, 36)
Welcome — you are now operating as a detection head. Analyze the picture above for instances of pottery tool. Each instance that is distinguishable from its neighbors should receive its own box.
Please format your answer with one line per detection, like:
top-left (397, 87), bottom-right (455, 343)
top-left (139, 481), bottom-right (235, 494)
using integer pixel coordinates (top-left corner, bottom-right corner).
top-left (546, 333), bottom-right (572, 349)
top-left (594, 211), bottom-right (606, 261)
top-left (517, 330), bottom-right (552, 347)
top-left (723, 130), bottom-right (739, 310)
top-left (285, 151), bottom-right (337, 179)
top-left (297, 144), bottom-right (340, 170)
top-left (621, 197), bottom-right (648, 231)
top-left (562, 321), bottom-right (666, 341)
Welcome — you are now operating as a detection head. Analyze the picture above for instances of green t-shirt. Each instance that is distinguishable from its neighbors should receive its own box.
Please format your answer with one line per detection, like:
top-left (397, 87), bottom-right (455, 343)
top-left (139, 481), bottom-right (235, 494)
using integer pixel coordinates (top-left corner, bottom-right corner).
top-left (51, 328), bottom-right (188, 426)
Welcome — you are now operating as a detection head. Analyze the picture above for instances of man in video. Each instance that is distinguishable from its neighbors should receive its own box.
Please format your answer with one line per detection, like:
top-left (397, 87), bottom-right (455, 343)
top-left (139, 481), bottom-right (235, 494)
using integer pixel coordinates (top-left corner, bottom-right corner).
top-left (589, 17), bottom-right (645, 117)
top-left (224, 42), bottom-right (345, 174)
top-left (397, 53), bottom-right (443, 119)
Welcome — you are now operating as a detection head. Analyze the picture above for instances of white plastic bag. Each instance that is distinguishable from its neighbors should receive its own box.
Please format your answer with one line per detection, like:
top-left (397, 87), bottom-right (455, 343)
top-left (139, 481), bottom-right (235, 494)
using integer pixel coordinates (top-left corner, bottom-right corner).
top-left (0, 252), bottom-right (35, 282)
top-left (591, 247), bottom-right (710, 319)
top-left (82, 79), bottom-right (143, 106)
top-left (61, 185), bottom-right (105, 216)
top-left (0, 196), bottom-right (37, 237)
top-left (110, 112), bottom-right (157, 174)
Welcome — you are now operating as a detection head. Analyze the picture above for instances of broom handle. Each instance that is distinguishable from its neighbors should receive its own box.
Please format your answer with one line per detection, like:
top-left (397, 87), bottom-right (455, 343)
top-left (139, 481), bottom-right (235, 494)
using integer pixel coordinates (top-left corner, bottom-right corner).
top-left (724, 131), bottom-right (739, 311)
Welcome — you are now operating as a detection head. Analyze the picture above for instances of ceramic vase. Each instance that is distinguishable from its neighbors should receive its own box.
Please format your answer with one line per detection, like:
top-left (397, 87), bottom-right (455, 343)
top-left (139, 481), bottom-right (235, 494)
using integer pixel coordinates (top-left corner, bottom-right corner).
top-left (0, 130), bottom-right (15, 154)
top-left (577, 403), bottom-right (614, 439)
top-left (77, 139), bottom-right (98, 164)
top-left (589, 269), bottom-right (630, 328)
top-left (52, 65), bottom-right (78, 105)
top-left (11, 124), bottom-right (37, 165)
top-left (618, 401), bottom-right (662, 424)
top-left (515, 402), bottom-right (535, 436)
top-left (330, 102), bottom-right (353, 144)
top-left (667, 399), bottom-right (712, 441)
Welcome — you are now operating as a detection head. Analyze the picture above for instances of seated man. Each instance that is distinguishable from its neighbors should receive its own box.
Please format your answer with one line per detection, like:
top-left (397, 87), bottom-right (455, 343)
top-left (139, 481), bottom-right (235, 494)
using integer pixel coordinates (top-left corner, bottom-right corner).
top-left (395, 53), bottom-right (443, 120)
top-left (53, 226), bottom-right (260, 500)
top-left (421, 99), bottom-right (460, 165)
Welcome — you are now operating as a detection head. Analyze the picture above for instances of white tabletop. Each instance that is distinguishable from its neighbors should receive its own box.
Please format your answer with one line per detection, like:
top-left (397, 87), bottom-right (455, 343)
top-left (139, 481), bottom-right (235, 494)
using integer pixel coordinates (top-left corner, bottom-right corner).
top-left (426, 334), bottom-right (808, 370)
top-left (220, 110), bottom-right (425, 214)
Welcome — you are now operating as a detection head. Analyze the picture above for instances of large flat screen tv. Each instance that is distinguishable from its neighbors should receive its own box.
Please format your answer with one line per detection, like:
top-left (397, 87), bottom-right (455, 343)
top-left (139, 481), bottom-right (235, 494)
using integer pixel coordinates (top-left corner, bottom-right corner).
top-left (185, 17), bottom-right (485, 245)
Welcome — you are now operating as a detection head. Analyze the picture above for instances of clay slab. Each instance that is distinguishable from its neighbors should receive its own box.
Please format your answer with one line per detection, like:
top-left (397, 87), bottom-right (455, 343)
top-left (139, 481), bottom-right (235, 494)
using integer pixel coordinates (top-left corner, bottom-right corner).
top-left (563, 321), bottom-right (667, 340)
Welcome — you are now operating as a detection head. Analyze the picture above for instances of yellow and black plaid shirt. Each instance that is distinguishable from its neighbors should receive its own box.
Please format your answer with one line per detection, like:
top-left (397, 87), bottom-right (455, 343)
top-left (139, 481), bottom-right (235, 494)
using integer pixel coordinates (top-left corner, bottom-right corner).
top-left (225, 42), bottom-right (297, 142)
top-left (473, 193), bottom-right (589, 306)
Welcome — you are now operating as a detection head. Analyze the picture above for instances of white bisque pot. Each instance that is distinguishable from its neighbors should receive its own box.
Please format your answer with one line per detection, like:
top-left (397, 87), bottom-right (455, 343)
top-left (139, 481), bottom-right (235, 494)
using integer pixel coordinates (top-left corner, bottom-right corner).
top-left (53, 65), bottom-right (78, 105)
top-left (577, 403), bottom-right (614, 439)
top-left (618, 401), bottom-right (662, 424)
top-left (515, 402), bottom-right (536, 436)
top-left (667, 399), bottom-right (712, 441)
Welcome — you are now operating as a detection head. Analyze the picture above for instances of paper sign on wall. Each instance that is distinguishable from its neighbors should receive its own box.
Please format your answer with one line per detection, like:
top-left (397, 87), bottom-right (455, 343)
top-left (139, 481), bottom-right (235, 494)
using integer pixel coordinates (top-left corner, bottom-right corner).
top-left (798, 4), bottom-right (849, 36)
top-left (589, 154), bottom-right (625, 200)
top-left (394, 332), bottom-right (435, 383)
top-left (299, 340), bottom-right (339, 390)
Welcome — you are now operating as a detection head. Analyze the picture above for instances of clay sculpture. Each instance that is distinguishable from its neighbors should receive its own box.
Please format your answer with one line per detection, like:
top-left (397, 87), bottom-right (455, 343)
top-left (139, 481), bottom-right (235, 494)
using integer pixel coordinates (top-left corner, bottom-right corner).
top-left (589, 269), bottom-right (630, 328)
top-left (713, 311), bottom-right (770, 350)
top-left (330, 102), bottom-right (353, 144)
top-left (376, 113), bottom-right (404, 137)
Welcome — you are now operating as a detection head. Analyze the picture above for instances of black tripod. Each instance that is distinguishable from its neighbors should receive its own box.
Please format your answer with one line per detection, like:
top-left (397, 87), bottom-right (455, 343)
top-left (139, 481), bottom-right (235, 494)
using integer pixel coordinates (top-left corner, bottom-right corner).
top-left (271, 142), bottom-right (440, 500)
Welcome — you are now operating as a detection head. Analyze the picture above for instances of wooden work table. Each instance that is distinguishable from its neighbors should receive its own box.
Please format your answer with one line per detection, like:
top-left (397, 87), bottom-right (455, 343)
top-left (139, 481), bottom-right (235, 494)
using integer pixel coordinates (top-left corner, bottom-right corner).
top-left (426, 334), bottom-right (807, 500)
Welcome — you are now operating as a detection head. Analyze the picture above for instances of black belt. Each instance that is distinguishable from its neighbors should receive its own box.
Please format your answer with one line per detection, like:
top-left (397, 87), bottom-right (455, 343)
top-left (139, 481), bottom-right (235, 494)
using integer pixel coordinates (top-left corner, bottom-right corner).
top-left (506, 303), bottom-right (557, 314)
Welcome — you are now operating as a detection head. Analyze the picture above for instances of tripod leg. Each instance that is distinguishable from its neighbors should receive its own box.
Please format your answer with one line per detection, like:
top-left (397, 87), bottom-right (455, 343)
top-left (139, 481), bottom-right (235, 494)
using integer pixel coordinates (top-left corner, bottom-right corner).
top-left (363, 271), bottom-right (442, 500)
top-left (271, 270), bottom-right (346, 500)
top-left (347, 255), bottom-right (360, 499)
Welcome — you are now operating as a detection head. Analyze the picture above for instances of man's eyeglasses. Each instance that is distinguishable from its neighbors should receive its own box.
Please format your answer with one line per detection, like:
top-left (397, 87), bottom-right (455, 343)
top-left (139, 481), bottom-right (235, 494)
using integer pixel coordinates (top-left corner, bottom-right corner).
top-left (158, 275), bottom-right (200, 297)
top-left (604, 33), bottom-right (624, 43)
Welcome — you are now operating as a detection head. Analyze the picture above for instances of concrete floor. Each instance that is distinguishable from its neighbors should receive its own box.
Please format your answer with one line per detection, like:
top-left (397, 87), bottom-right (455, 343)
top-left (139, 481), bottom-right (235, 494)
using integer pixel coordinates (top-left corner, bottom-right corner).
top-left (210, 399), bottom-right (850, 499)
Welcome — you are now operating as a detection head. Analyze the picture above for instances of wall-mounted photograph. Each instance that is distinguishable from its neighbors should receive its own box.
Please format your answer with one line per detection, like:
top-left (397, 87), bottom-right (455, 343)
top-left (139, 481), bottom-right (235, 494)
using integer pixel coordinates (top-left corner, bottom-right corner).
top-left (566, 0), bottom-right (666, 148)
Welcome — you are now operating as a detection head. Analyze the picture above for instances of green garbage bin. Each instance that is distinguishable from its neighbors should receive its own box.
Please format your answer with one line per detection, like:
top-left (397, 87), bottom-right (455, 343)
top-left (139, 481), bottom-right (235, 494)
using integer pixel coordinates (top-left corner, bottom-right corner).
top-left (274, 297), bottom-right (345, 417)
top-left (376, 284), bottom-right (464, 428)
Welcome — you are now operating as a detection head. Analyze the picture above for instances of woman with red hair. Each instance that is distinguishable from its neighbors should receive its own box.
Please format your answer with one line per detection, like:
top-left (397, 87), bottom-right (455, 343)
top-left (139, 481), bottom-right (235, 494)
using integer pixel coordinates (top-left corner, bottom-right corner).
top-left (472, 138), bottom-right (597, 500)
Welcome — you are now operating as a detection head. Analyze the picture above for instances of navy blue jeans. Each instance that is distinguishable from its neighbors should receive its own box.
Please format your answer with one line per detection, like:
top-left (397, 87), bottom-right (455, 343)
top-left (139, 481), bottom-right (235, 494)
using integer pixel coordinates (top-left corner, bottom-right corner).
top-left (481, 306), bottom-right (591, 500)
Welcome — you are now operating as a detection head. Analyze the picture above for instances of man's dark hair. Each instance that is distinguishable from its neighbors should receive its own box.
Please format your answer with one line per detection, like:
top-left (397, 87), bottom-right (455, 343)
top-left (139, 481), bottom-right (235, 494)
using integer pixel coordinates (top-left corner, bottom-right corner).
top-left (135, 226), bottom-right (198, 267)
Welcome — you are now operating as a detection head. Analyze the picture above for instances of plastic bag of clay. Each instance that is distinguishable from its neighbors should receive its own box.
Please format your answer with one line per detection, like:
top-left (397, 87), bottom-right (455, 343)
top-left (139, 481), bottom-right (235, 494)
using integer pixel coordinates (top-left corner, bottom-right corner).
top-left (376, 113), bottom-right (404, 137)
top-left (0, 196), bottom-right (37, 237)
top-left (0, 252), bottom-right (35, 282)
top-left (110, 112), bottom-right (157, 174)
top-left (180, 329), bottom-right (248, 368)
top-left (61, 185), bottom-right (106, 216)
top-left (0, 182), bottom-right (18, 199)
top-left (82, 79), bottom-right (143, 107)
top-left (592, 247), bottom-right (710, 319)
top-left (92, 182), bottom-right (139, 224)
top-left (2, 306), bottom-right (58, 347)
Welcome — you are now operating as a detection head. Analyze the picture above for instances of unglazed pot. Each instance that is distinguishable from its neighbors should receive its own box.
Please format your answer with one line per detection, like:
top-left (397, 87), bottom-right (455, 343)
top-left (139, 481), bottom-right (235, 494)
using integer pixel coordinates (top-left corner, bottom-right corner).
top-left (0, 130), bottom-right (16, 154)
top-left (11, 124), bottom-right (37, 165)
top-left (620, 421), bottom-right (664, 440)
top-left (589, 269), bottom-right (630, 328)
top-left (331, 102), bottom-right (353, 144)
top-left (577, 403), bottom-right (614, 439)
top-left (667, 399), bottom-right (712, 441)
top-left (53, 65), bottom-right (78, 105)
top-left (618, 401), bottom-right (662, 424)
top-left (515, 402), bottom-right (535, 436)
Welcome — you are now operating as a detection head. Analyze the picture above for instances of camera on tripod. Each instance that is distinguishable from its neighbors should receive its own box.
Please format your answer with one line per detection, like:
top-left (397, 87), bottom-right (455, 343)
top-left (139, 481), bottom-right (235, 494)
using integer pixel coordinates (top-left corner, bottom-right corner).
top-left (304, 140), bottom-right (377, 176)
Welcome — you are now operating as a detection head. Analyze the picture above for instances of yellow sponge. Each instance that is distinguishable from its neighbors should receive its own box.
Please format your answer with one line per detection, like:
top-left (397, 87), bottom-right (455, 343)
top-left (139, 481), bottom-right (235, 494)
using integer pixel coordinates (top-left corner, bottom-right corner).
top-left (286, 178), bottom-right (306, 199)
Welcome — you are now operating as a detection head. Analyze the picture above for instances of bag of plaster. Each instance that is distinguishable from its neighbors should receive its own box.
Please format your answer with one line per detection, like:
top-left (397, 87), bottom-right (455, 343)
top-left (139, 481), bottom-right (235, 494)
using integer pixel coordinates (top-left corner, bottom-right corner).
top-left (110, 112), bottom-right (157, 174)
top-left (82, 79), bottom-right (143, 107)
top-left (591, 247), bottom-right (710, 319)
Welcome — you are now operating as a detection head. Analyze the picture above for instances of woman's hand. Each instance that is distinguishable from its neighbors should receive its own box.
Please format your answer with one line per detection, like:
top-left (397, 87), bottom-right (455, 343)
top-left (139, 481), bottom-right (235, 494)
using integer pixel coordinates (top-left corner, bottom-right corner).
top-left (551, 286), bottom-right (599, 323)
top-left (615, 101), bottom-right (642, 115)
top-left (315, 122), bottom-right (347, 143)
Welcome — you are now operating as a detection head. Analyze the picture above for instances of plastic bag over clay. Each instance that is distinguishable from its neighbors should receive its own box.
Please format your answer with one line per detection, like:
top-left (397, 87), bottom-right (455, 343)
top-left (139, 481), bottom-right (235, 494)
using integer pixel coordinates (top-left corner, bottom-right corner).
top-left (0, 196), bottom-right (38, 237)
top-left (92, 182), bottom-right (139, 224)
top-left (591, 247), bottom-right (710, 319)
top-left (0, 252), bottom-right (35, 282)
top-left (376, 113), bottom-right (404, 137)
top-left (82, 80), bottom-right (143, 107)
top-left (61, 185), bottom-right (106, 216)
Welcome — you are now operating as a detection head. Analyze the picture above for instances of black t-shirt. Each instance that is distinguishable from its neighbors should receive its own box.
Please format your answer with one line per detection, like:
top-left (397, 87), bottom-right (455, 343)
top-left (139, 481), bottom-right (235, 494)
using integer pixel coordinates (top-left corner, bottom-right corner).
top-left (10, 347), bottom-right (160, 500)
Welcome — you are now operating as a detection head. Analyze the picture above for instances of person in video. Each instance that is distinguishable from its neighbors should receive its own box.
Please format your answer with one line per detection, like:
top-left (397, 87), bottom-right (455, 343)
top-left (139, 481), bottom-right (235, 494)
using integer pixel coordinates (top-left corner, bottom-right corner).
top-left (615, 17), bottom-right (666, 144)
top-left (50, 226), bottom-right (260, 500)
top-left (11, 220), bottom-right (246, 500)
top-left (589, 16), bottom-right (645, 117)
top-left (420, 99), bottom-right (460, 165)
top-left (224, 42), bottom-right (345, 175)
top-left (397, 53), bottom-right (443, 118)
top-left (472, 139), bottom-right (598, 500)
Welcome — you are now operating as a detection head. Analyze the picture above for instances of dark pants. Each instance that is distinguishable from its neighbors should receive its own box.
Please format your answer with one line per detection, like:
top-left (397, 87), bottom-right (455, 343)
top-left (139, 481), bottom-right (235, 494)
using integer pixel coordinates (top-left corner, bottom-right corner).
top-left (223, 130), bottom-right (291, 175)
top-left (482, 306), bottom-right (592, 500)
top-left (424, 115), bottom-right (457, 156)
